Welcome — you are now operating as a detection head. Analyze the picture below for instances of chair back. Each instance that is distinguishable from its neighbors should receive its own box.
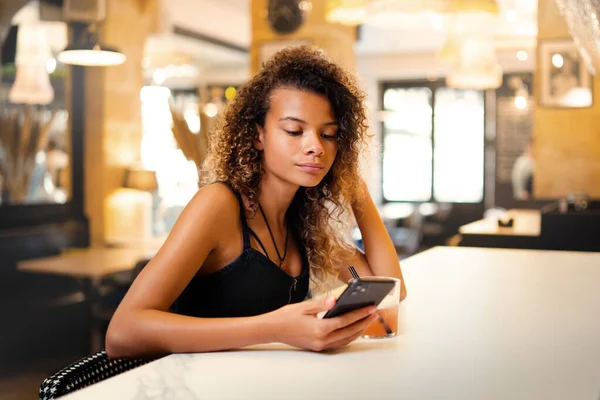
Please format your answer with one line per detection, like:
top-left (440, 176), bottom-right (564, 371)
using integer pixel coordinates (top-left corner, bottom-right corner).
top-left (39, 350), bottom-right (157, 399)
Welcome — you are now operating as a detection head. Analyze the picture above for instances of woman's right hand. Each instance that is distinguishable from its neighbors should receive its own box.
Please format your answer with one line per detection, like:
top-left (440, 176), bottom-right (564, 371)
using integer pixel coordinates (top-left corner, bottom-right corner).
top-left (267, 296), bottom-right (379, 351)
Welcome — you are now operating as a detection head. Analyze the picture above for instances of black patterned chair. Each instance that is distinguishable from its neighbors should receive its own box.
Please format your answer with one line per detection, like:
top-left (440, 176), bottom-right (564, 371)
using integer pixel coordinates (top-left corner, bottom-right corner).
top-left (39, 350), bottom-right (158, 400)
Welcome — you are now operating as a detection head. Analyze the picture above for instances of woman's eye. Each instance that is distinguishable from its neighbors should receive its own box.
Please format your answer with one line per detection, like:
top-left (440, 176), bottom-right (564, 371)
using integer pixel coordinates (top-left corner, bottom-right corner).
top-left (284, 130), bottom-right (303, 136)
top-left (321, 133), bottom-right (337, 140)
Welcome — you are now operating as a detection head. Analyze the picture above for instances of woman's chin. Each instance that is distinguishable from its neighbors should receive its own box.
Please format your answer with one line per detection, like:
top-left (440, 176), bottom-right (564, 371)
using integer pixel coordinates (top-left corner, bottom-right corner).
top-left (294, 176), bottom-right (324, 188)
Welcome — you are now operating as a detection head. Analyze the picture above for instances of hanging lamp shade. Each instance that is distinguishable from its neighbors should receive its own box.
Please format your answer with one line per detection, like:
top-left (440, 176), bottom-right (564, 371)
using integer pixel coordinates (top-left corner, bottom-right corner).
top-left (446, 37), bottom-right (503, 90)
top-left (325, 0), bottom-right (367, 26)
top-left (57, 24), bottom-right (125, 67)
top-left (9, 23), bottom-right (54, 105)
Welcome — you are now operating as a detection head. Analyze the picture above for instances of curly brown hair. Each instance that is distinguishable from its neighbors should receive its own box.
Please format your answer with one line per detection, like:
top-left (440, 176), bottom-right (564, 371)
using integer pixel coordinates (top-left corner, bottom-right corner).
top-left (202, 45), bottom-right (370, 285)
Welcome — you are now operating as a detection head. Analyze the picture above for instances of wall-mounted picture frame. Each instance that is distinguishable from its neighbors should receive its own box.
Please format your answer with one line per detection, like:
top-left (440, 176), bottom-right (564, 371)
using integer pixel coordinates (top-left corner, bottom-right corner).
top-left (257, 39), bottom-right (312, 71)
top-left (539, 39), bottom-right (593, 108)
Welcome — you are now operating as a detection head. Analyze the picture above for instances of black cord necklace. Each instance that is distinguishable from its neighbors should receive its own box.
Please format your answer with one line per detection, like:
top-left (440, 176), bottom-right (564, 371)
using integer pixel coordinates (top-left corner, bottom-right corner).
top-left (258, 202), bottom-right (289, 267)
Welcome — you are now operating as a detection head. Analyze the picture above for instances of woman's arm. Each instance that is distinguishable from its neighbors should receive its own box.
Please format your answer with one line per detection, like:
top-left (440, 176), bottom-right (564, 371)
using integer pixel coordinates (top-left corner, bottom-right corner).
top-left (338, 179), bottom-right (407, 300)
top-left (106, 183), bottom-right (254, 357)
top-left (108, 296), bottom-right (378, 357)
top-left (106, 184), bottom-right (378, 358)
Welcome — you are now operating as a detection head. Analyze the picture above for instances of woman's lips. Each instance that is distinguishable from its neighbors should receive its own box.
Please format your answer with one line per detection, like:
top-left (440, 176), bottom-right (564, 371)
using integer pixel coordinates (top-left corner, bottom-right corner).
top-left (297, 163), bottom-right (324, 173)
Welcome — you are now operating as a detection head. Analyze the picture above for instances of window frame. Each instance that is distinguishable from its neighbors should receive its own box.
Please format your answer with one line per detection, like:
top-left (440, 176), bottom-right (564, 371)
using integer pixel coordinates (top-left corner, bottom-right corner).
top-left (379, 79), bottom-right (489, 205)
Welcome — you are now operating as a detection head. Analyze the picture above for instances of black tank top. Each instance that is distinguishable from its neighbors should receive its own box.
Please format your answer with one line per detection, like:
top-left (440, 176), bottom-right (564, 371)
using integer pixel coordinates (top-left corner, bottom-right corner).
top-left (173, 184), bottom-right (310, 318)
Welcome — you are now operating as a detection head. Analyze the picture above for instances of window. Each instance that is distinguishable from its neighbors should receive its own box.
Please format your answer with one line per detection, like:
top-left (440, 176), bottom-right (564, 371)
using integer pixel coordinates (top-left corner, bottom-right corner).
top-left (381, 82), bottom-right (485, 203)
top-left (140, 86), bottom-right (199, 235)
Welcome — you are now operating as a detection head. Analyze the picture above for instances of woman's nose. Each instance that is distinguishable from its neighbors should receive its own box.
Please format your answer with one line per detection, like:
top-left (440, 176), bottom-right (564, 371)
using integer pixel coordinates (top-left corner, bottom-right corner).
top-left (303, 132), bottom-right (325, 156)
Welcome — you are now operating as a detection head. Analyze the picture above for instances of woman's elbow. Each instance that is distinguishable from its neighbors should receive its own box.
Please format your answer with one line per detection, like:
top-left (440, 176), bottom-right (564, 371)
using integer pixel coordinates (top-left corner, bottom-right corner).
top-left (105, 317), bottom-right (131, 359)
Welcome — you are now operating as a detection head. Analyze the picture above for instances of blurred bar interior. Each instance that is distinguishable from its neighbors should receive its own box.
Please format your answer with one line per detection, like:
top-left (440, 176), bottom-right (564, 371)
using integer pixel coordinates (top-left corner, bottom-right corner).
top-left (1, 0), bottom-right (599, 396)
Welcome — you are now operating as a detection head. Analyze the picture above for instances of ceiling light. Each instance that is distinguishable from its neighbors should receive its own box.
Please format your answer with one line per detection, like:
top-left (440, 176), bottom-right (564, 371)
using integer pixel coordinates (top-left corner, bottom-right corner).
top-left (516, 50), bottom-right (528, 61)
top-left (45, 58), bottom-right (57, 73)
top-left (552, 53), bottom-right (564, 68)
top-left (57, 24), bottom-right (125, 67)
top-left (203, 103), bottom-right (218, 118)
top-left (514, 88), bottom-right (528, 110)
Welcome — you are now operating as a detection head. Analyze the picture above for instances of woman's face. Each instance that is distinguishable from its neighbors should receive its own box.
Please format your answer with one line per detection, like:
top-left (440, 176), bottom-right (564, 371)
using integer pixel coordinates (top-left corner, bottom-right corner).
top-left (256, 87), bottom-right (339, 188)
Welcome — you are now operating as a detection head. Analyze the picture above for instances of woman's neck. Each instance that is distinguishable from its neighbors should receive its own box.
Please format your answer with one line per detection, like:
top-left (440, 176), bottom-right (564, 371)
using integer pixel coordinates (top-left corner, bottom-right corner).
top-left (258, 175), bottom-right (298, 227)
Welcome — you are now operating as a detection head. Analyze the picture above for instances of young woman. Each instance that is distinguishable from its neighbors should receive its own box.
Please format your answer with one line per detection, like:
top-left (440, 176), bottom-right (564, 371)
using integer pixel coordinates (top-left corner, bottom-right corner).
top-left (106, 46), bottom-right (406, 358)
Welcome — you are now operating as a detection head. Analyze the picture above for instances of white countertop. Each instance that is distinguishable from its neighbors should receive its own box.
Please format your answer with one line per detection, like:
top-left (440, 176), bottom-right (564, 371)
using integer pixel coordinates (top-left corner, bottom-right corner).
top-left (62, 247), bottom-right (600, 400)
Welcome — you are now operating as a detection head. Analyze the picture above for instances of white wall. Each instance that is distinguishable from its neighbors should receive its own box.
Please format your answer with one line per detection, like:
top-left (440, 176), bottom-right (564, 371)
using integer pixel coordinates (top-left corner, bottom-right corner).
top-left (160, 0), bottom-right (250, 47)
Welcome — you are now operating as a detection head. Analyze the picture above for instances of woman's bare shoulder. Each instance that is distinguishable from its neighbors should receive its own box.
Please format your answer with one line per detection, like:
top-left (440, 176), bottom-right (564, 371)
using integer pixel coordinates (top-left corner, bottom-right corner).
top-left (139, 183), bottom-right (240, 271)
top-left (184, 182), bottom-right (241, 227)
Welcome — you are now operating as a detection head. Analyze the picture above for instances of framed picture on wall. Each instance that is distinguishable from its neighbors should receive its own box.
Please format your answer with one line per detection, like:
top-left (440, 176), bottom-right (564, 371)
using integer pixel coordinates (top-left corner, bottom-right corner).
top-left (539, 40), bottom-right (593, 108)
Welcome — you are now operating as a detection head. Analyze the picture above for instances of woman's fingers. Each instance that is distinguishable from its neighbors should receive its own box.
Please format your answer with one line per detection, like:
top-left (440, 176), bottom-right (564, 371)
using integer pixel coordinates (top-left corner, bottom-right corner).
top-left (324, 305), bottom-right (377, 331)
top-left (325, 313), bottom-right (378, 345)
top-left (301, 296), bottom-right (336, 314)
top-left (324, 330), bottom-right (365, 350)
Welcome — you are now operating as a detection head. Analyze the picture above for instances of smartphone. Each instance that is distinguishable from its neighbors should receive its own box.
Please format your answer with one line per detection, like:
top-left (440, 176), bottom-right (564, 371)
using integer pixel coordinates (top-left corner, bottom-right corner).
top-left (322, 277), bottom-right (396, 319)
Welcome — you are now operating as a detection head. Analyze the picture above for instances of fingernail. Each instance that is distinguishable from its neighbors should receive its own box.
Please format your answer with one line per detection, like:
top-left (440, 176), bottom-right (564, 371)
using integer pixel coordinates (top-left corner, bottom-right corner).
top-left (369, 307), bottom-right (377, 313)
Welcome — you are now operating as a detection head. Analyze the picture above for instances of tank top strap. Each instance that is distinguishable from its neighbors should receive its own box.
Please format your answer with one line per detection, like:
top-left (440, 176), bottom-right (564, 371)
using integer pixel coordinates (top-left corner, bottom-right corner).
top-left (213, 181), bottom-right (251, 250)
top-left (248, 228), bottom-right (269, 257)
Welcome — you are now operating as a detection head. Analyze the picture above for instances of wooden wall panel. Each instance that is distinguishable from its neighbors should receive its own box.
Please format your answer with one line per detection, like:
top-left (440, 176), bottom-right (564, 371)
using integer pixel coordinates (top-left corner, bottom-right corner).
top-left (534, 0), bottom-right (600, 198)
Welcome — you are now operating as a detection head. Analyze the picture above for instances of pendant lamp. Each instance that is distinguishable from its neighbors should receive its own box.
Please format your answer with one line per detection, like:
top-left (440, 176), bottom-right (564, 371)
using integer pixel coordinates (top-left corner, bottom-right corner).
top-left (57, 23), bottom-right (125, 67)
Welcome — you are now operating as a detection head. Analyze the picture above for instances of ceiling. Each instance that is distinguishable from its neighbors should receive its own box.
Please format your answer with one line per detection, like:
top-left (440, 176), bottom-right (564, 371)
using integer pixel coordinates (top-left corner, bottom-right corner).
top-left (354, 0), bottom-right (538, 54)
top-left (148, 0), bottom-right (538, 74)
top-left (142, 0), bottom-right (251, 85)
top-left (154, 0), bottom-right (538, 55)
top-left (152, 0), bottom-right (250, 52)
top-left (8, 0), bottom-right (539, 85)
top-left (11, 0), bottom-right (67, 52)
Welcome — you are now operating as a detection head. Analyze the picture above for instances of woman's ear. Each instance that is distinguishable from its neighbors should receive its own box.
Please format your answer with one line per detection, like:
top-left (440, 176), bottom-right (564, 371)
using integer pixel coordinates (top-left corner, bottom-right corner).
top-left (255, 124), bottom-right (265, 151)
